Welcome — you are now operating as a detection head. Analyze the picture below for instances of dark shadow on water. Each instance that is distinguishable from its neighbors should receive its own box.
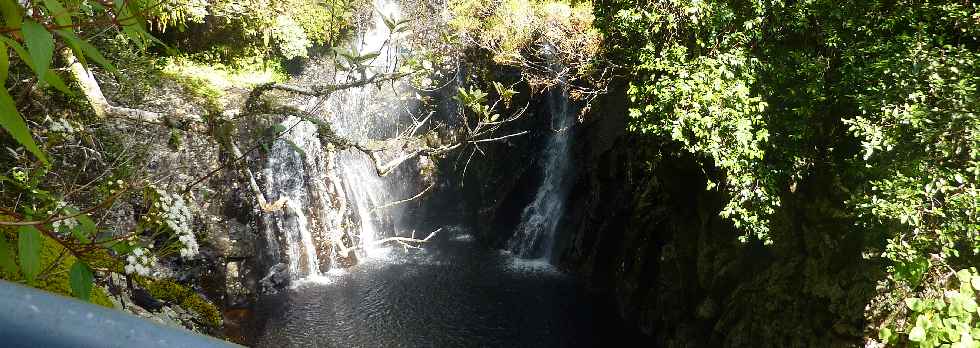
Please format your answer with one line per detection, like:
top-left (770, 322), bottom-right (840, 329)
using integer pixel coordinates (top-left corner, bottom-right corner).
top-left (248, 230), bottom-right (650, 347)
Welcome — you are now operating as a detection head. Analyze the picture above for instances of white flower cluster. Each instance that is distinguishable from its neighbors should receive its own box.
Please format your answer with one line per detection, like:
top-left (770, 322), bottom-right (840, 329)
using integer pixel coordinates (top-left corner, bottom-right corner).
top-left (125, 247), bottom-right (157, 276)
top-left (48, 118), bottom-right (77, 134)
top-left (47, 201), bottom-right (78, 232)
top-left (154, 189), bottom-right (199, 259)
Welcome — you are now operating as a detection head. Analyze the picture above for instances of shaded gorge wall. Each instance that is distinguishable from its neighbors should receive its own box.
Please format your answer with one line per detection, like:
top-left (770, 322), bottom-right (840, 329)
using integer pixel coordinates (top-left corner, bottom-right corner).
top-left (455, 76), bottom-right (882, 347)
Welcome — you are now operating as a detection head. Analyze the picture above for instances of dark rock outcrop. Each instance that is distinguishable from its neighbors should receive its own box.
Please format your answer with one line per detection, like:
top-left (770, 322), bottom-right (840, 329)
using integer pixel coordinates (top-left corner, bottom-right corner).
top-left (259, 263), bottom-right (291, 295)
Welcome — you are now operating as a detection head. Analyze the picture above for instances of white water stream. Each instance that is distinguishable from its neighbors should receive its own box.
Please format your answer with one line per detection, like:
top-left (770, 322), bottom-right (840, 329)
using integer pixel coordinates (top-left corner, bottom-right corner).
top-left (262, 0), bottom-right (414, 281)
top-left (506, 85), bottom-right (575, 261)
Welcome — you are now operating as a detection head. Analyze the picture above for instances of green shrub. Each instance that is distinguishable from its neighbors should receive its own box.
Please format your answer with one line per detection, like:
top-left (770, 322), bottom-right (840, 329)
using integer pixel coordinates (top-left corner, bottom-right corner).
top-left (881, 269), bottom-right (980, 347)
top-left (597, 0), bottom-right (979, 342)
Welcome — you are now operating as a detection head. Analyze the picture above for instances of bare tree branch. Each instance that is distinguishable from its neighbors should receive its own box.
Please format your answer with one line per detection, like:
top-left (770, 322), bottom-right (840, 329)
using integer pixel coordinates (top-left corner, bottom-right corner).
top-left (371, 182), bottom-right (435, 214)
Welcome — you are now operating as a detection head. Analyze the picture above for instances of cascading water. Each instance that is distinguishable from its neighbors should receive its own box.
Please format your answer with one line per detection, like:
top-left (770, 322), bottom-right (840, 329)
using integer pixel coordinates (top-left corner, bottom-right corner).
top-left (262, 118), bottom-right (329, 278)
top-left (506, 83), bottom-right (576, 261)
top-left (262, 0), bottom-right (416, 281)
top-left (322, 0), bottom-right (415, 261)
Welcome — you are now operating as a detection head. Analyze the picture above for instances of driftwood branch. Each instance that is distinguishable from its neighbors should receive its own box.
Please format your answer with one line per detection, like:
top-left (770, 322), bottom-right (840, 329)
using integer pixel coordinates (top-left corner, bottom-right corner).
top-left (64, 49), bottom-right (204, 126)
top-left (370, 182), bottom-right (435, 214)
top-left (334, 228), bottom-right (442, 257)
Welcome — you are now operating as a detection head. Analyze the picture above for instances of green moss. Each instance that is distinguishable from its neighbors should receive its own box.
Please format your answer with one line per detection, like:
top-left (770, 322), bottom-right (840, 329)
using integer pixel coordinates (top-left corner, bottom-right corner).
top-left (0, 228), bottom-right (114, 308)
top-left (142, 278), bottom-right (223, 328)
top-left (159, 56), bottom-right (286, 112)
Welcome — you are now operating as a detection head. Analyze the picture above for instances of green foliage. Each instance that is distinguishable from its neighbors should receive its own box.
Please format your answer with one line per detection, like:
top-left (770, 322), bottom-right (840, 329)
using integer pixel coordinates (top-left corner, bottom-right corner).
top-left (600, 0), bottom-right (979, 244)
top-left (162, 0), bottom-right (366, 63)
top-left (0, 0), bottom-right (150, 163)
top-left (270, 15), bottom-right (311, 60)
top-left (0, 233), bottom-right (17, 275)
top-left (0, 225), bottom-right (113, 307)
top-left (887, 269), bottom-right (980, 347)
top-left (598, 0), bottom-right (979, 342)
top-left (449, 0), bottom-right (600, 78)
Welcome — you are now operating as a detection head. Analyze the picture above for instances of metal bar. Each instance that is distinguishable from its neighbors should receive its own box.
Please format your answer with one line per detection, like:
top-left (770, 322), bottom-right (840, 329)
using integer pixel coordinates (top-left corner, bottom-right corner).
top-left (0, 280), bottom-right (241, 348)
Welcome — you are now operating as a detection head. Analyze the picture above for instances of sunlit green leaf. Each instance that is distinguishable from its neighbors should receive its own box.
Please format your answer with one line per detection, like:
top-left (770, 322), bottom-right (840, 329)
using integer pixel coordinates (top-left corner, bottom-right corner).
top-left (67, 211), bottom-right (95, 244)
top-left (909, 325), bottom-right (926, 342)
top-left (906, 297), bottom-right (926, 312)
top-left (879, 327), bottom-right (893, 343)
top-left (74, 34), bottom-right (117, 73)
top-left (54, 29), bottom-right (87, 69)
top-left (21, 19), bottom-right (55, 86)
top-left (43, 0), bottom-right (72, 27)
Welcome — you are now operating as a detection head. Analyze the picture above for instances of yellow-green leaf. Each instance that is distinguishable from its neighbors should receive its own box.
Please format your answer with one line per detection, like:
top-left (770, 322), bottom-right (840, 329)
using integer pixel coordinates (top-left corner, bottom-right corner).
top-left (0, 36), bottom-right (54, 157)
top-left (0, 232), bottom-right (18, 276)
top-left (43, 0), bottom-right (71, 27)
top-left (17, 225), bottom-right (41, 285)
top-left (54, 30), bottom-right (86, 69)
top-left (72, 213), bottom-right (95, 244)
top-left (0, 37), bottom-right (7, 83)
top-left (0, 0), bottom-right (21, 29)
top-left (909, 325), bottom-right (926, 342)
top-left (0, 36), bottom-right (32, 69)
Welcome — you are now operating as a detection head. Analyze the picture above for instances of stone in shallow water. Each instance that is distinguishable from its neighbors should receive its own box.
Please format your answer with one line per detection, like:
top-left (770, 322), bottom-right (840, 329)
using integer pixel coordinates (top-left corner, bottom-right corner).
top-left (259, 263), bottom-right (290, 294)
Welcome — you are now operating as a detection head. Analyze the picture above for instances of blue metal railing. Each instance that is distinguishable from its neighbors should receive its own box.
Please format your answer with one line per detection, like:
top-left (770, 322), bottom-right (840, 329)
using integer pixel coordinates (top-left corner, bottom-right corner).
top-left (0, 280), bottom-right (241, 348)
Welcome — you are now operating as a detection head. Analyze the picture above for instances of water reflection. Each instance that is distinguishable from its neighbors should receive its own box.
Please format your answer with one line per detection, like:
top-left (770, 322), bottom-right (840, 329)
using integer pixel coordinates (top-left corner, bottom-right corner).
top-left (251, 227), bottom-right (638, 347)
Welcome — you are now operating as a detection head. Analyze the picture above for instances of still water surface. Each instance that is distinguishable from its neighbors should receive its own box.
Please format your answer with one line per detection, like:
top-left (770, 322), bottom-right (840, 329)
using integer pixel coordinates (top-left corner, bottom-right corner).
top-left (251, 229), bottom-right (637, 347)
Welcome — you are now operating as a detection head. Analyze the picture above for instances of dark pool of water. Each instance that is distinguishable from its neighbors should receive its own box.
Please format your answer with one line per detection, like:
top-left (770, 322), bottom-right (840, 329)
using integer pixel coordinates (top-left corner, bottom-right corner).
top-left (249, 229), bottom-right (644, 347)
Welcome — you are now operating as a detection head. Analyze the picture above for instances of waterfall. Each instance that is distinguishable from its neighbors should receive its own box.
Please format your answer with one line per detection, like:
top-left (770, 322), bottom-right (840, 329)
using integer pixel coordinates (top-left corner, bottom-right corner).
top-left (506, 84), bottom-right (575, 261)
top-left (262, 0), bottom-right (416, 281)
top-left (262, 118), bottom-right (330, 278)
top-left (323, 0), bottom-right (414, 261)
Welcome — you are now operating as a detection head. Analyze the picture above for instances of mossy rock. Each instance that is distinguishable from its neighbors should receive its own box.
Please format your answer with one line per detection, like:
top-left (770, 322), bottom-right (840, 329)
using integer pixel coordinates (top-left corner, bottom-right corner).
top-left (0, 227), bottom-right (114, 308)
top-left (139, 277), bottom-right (223, 328)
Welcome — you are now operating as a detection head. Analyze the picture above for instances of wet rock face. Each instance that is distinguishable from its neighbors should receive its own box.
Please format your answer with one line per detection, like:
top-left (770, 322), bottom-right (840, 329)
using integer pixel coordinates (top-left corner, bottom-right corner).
top-left (259, 263), bottom-right (291, 295)
top-left (225, 261), bottom-right (252, 308)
